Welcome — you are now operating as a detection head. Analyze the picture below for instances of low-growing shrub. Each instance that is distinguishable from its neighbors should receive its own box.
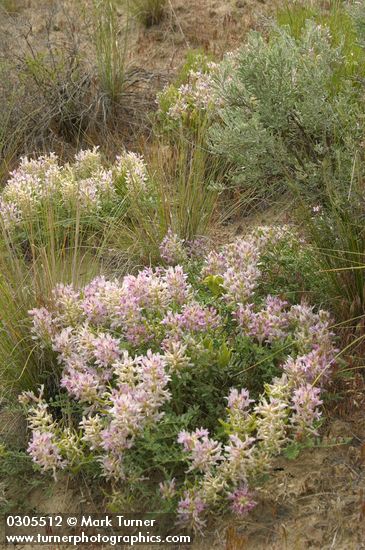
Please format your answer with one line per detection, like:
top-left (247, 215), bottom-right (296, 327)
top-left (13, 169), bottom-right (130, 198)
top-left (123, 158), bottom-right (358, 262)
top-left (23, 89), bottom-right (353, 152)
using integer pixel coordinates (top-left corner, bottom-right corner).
top-left (20, 227), bottom-right (338, 531)
top-left (0, 148), bottom-right (150, 255)
top-left (0, 148), bottom-right (149, 392)
top-left (209, 22), bottom-right (361, 201)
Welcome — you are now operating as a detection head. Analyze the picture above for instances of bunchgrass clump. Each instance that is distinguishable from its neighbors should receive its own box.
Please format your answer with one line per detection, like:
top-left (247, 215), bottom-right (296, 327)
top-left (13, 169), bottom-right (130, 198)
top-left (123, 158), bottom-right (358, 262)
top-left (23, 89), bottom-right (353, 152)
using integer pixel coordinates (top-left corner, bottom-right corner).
top-left (108, 130), bottom-right (223, 265)
top-left (290, 163), bottom-right (365, 323)
top-left (131, 0), bottom-right (167, 27)
top-left (92, 0), bottom-right (130, 104)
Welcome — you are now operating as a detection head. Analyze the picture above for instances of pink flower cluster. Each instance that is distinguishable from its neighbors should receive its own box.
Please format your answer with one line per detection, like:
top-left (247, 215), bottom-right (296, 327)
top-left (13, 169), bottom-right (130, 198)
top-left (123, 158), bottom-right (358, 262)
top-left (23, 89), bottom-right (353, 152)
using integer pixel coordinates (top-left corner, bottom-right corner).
top-left (115, 151), bottom-right (148, 193)
top-left (27, 431), bottom-right (65, 475)
top-left (290, 304), bottom-right (335, 356)
top-left (177, 490), bottom-right (207, 533)
top-left (158, 63), bottom-right (223, 122)
top-left (226, 388), bottom-right (253, 411)
top-left (162, 302), bottom-right (220, 334)
top-left (159, 229), bottom-right (210, 265)
top-left (21, 230), bottom-right (338, 529)
top-left (176, 428), bottom-right (258, 529)
top-left (203, 238), bottom-right (261, 303)
top-left (178, 428), bottom-right (223, 472)
top-left (0, 148), bottom-right (152, 231)
top-left (0, 197), bottom-right (21, 230)
top-left (174, 234), bottom-right (337, 528)
top-left (29, 264), bottom-right (198, 353)
top-left (159, 229), bottom-right (187, 265)
top-left (25, 260), bottom-right (225, 481)
top-left (22, 350), bottom-right (171, 481)
top-left (291, 384), bottom-right (323, 437)
top-left (284, 348), bottom-right (331, 387)
top-left (203, 226), bottom-right (293, 304)
top-left (159, 478), bottom-right (176, 500)
top-left (95, 351), bottom-right (171, 478)
top-left (227, 485), bottom-right (257, 516)
top-left (177, 364), bottom-right (326, 528)
top-left (29, 307), bottom-right (56, 345)
top-left (236, 295), bottom-right (289, 344)
top-left (19, 386), bottom-right (66, 477)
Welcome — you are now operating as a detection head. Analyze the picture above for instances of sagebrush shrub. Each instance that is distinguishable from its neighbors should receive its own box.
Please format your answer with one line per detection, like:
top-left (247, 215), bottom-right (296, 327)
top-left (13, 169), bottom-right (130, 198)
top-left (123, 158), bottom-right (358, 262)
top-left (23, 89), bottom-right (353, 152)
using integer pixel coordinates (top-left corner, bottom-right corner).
top-left (277, 2), bottom-right (365, 86)
top-left (20, 226), bottom-right (338, 531)
top-left (209, 22), bottom-right (362, 199)
top-left (271, 6), bottom-right (365, 319)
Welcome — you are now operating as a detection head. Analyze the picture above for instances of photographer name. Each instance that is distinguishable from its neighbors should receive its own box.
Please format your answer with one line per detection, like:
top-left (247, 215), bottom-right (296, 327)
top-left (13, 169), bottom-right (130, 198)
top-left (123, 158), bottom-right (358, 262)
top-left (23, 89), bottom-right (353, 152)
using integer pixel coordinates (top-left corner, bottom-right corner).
top-left (80, 515), bottom-right (156, 528)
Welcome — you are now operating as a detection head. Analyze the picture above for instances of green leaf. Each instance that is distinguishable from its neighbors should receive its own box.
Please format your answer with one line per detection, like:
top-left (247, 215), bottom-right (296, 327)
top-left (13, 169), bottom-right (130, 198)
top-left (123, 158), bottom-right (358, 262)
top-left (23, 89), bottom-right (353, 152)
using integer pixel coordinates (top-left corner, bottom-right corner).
top-left (203, 275), bottom-right (224, 296)
top-left (283, 442), bottom-right (301, 460)
top-left (217, 341), bottom-right (232, 368)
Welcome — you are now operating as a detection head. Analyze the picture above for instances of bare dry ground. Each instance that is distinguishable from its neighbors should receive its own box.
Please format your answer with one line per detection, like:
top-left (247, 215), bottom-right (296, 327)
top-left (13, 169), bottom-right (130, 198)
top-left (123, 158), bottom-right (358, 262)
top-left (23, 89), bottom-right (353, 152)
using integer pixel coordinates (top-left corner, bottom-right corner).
top-left (6, 0), bottom-right (279, 70)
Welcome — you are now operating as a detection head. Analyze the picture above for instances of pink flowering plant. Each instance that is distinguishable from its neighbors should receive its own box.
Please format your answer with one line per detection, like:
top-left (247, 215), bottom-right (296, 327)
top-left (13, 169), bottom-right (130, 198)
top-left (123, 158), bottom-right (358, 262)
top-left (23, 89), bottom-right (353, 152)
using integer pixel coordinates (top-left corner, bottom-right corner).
top-left (157, 66), bottom-right (221, 126)
top-left (156, 51), bottom-right (223, 135)
top-left (20, 226), bottom-right (338, 532)
top-left (0, 147), bottom-right (151, 250)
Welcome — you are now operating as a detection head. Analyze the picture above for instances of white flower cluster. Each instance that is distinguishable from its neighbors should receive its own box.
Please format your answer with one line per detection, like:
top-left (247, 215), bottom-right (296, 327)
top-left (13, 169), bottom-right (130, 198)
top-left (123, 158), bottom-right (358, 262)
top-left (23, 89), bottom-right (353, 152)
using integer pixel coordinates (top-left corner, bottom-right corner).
top-left (0, 148), bottom-right (150, 232)
top-left (158, 62), bottom-right (224, 122)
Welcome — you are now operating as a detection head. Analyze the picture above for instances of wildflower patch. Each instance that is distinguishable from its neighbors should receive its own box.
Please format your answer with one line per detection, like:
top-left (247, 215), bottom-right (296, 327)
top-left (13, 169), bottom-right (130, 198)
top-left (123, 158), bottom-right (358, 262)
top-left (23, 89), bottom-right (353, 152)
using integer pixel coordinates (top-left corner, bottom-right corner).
top-left (20, 227), bottom-right (337, 532)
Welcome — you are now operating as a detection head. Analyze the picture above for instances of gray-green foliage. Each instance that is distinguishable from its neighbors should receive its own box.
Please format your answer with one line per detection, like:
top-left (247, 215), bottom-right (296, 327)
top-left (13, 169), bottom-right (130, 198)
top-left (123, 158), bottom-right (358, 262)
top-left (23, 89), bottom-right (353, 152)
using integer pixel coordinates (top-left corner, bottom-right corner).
top-left (209, 22), bottom-right (362, 200)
